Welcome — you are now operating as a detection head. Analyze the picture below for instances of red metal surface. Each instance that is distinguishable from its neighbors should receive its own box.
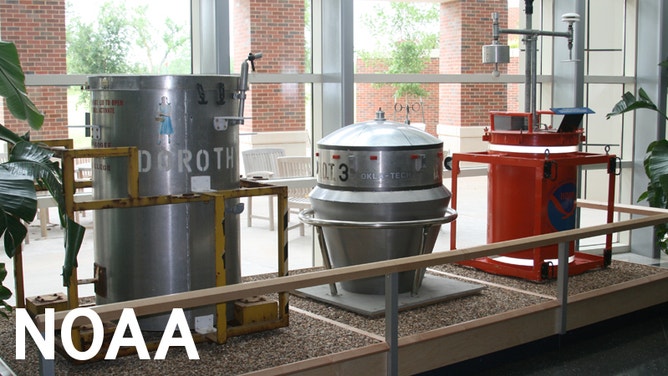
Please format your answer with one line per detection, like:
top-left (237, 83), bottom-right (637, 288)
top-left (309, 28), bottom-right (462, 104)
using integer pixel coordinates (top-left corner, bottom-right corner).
top-left (457, 252), bottom-right (606, 281)
top-left (449, 113), bottom-right (616, 281)
top-left (485, 129), bottom-right (585, 146)
top-left (486, 151), bottom-right (578, 262)
top-left (489, 110), bottom-right (555, 133)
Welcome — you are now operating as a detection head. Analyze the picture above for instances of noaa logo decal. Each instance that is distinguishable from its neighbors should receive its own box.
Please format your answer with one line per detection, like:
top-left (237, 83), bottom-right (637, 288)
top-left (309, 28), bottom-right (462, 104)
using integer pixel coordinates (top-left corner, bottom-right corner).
top-left (547, 182), bottom-right (576, 231)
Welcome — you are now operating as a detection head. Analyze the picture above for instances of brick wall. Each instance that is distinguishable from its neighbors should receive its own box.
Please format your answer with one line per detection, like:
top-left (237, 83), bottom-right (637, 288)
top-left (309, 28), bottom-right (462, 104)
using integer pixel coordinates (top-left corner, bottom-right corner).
top-left (0, 0), bottom-right (68, 140)
top-left (233, 0), bottom-right (306, 134)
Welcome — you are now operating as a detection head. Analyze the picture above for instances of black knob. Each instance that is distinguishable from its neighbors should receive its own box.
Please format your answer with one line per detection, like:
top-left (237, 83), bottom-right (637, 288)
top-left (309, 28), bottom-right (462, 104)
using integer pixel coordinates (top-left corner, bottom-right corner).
top-left (444, 156), bottom-right (453, 171)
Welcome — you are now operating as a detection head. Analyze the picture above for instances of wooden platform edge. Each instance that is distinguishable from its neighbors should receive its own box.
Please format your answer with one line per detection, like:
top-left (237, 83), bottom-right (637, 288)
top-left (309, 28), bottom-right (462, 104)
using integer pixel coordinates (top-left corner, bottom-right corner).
top-left (396, 300), bottom-right (561, 374)
top-left (566, 270), bottom-right (668, 330)
top-left (242, 342), bottom-right (389, 376)
top-left (248, 271), bottom-right (668, 375)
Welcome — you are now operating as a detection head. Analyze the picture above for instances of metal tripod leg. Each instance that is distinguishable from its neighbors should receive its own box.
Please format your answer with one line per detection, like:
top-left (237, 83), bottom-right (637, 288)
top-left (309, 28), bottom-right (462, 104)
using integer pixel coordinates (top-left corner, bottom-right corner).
top-left (315, 225), bottom-right (338, 296)
top-left (411, 225), bottom-right (431, 296)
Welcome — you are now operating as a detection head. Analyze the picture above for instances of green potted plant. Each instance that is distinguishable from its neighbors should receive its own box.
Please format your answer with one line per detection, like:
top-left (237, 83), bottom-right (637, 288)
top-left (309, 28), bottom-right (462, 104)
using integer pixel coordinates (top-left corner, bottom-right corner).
top-left (0, 40), bottom-right (85, 317)
top-left (606, 59), bottom-right (668, 253)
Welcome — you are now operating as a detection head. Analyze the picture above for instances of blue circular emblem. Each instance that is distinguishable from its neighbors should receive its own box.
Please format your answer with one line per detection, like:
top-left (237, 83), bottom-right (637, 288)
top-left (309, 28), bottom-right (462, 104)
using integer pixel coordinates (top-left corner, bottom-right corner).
top-left (547, 182), bottom-right (576, 231)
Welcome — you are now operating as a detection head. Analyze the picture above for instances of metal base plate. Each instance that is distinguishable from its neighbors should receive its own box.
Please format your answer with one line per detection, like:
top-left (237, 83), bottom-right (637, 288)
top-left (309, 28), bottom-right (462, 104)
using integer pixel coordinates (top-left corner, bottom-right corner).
top-left (294, 275), bottom-right (485, 317)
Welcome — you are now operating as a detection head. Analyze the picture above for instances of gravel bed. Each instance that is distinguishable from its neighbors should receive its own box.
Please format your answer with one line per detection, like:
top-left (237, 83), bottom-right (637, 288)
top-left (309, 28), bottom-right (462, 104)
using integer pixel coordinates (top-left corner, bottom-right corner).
top-left (0, 260), bottom-right (664, 375)
top-left (289, 287), bottom-right (546, 338)
top-left (0, 309), bottom-right (378, 375)
top-left (430, 259), bottom-right (665, 297)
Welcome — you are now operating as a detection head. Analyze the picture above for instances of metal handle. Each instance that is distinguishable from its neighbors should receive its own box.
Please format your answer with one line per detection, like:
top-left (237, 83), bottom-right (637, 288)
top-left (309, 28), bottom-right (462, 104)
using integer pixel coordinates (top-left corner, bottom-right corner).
top-left (300, 207), bottom-right (457, 297)
top-left (298, 207), bottom-right (458, 229)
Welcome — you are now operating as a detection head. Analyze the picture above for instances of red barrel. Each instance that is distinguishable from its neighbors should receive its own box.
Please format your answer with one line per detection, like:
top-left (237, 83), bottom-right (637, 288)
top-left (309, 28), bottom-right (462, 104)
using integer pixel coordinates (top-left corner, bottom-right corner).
top-left (451, 110), bottom-right (613, 281)
top-left (486, 130), bottom-right (583, 266)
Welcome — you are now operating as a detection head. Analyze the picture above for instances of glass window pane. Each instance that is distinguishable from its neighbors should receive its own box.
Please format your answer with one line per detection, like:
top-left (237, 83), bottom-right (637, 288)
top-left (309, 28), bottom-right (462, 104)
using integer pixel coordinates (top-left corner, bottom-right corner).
top-left (66, 0), bottom-right (192, 74)
top-left (67, 86), bottom-right (93, 149)
top-left (239, 83), bottom-right (313, 156)
top-left (354, 82), bottom-right (527, 136)
top-left (354, 1), bottom-right (440, 74)
top-left (585, 0), bottom-right (627, 76)
top-left (588, 51), bottom-right (626, 76)
top-left (230, 0), bottom-right (310, 74)
top-left (585, 84), bottom-right (625, 156)
top-left (587, 0), bottom-right (626, 51)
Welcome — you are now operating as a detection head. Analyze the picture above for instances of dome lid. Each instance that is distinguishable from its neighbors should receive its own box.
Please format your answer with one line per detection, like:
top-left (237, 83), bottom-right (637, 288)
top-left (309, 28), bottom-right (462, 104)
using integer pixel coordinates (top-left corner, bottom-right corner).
top-left (318, 108), bottom-right (441, 149)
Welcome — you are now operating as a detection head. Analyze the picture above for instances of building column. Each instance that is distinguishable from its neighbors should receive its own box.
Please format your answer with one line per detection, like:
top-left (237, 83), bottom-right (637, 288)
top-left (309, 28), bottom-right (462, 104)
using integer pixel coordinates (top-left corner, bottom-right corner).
top-left (232, 0), bottom-right (309, 155)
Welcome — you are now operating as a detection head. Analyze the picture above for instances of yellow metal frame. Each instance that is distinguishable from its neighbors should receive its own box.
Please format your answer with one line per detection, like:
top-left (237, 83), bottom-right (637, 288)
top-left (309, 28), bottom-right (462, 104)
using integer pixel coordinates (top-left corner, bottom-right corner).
top-left (15, 142), bottom-right (289, 345)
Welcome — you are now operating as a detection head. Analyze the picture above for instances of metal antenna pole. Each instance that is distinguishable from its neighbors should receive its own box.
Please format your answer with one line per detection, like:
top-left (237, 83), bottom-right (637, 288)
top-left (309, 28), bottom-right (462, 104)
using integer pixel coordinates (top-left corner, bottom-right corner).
top-left (525, 0), bottom-right (534, 116)
top-left (484, 0), bottom-right (578, 129)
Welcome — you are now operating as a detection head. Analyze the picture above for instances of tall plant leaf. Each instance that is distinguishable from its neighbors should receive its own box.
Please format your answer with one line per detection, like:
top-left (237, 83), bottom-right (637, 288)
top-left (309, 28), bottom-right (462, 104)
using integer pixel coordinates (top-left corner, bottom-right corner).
top-left (2, 140), bottom-right (85, 285)
top-left (63, 216), bottom-right (86, 286)
top-left (606, 88), bottom-right (668, 120)
top-left (0, 123), bottom-right (24, 144)
top-left (0, 41), bottom-right (44, 130)
top-left (608, 59), bottom-right (668, 253)
top-left (0, 263), bottom-right (12, 318)
top-left (0, 168), bottom-right (37, 221)
top-left (0, 167), bottom-right (37, 257)
top-left (4, 141), bottom-right (64, 211)
top-left (644, 140), bottom-right (668, 197)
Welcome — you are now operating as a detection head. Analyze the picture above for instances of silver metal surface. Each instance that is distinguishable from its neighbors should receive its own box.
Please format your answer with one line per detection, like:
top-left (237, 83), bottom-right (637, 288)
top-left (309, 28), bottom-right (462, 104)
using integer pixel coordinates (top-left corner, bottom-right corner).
top-left (482, 44), bottom-right (510, 64)
top-left (386, 272), bottom-right (399, 376)
top-left (316, 114), bottom-right (444, 191)
top-left (309, 111), bottom-right (452, 294)
top-left (89, 75), bottom-right (241, 330)
top-left (299, 208), bottom-right (457, 229)
top-left (557, 241), bottom-right (569, 335)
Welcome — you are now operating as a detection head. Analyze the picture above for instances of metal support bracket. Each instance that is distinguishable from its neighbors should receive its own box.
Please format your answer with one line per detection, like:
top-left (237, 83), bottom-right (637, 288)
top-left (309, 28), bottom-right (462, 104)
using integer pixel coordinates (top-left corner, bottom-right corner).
top-left (213, 116), bottom-right (251, 131)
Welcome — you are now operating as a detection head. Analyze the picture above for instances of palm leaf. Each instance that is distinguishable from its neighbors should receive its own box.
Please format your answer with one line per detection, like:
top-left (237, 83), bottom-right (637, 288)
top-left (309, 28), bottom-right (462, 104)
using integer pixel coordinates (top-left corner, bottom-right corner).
top-left (645, 140), bottom-right (668, 195)
top-left (0, 167), bottom-right (37, 221)
top-left (0, 123), bottom-right (24, 144)
top-left (1, 215), bottom-right (28, 258)
top-left (62, 217), bottom-right (86, 286)
top-left (0, 263), bottom-right (11, 318)
top-left (5, 143), bottom-right (62, 198)
top-left (0, 41), bottom-right (44, 130)
top-left (606, 88), bottom-right (668, 120)
top-left (0, 167), bottom-right (37, 257)
top-left (5, 141), bottom-right (65, 214)
top-left (3, 140), bottom-right (85, 285)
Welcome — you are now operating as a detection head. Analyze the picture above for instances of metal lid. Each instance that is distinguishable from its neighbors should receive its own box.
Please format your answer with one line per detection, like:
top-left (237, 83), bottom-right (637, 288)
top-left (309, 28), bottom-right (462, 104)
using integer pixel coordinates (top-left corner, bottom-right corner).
top-left (318, 108), bottom-right (441, 150)
top-left (87, 75), bottom-right (238, 91)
